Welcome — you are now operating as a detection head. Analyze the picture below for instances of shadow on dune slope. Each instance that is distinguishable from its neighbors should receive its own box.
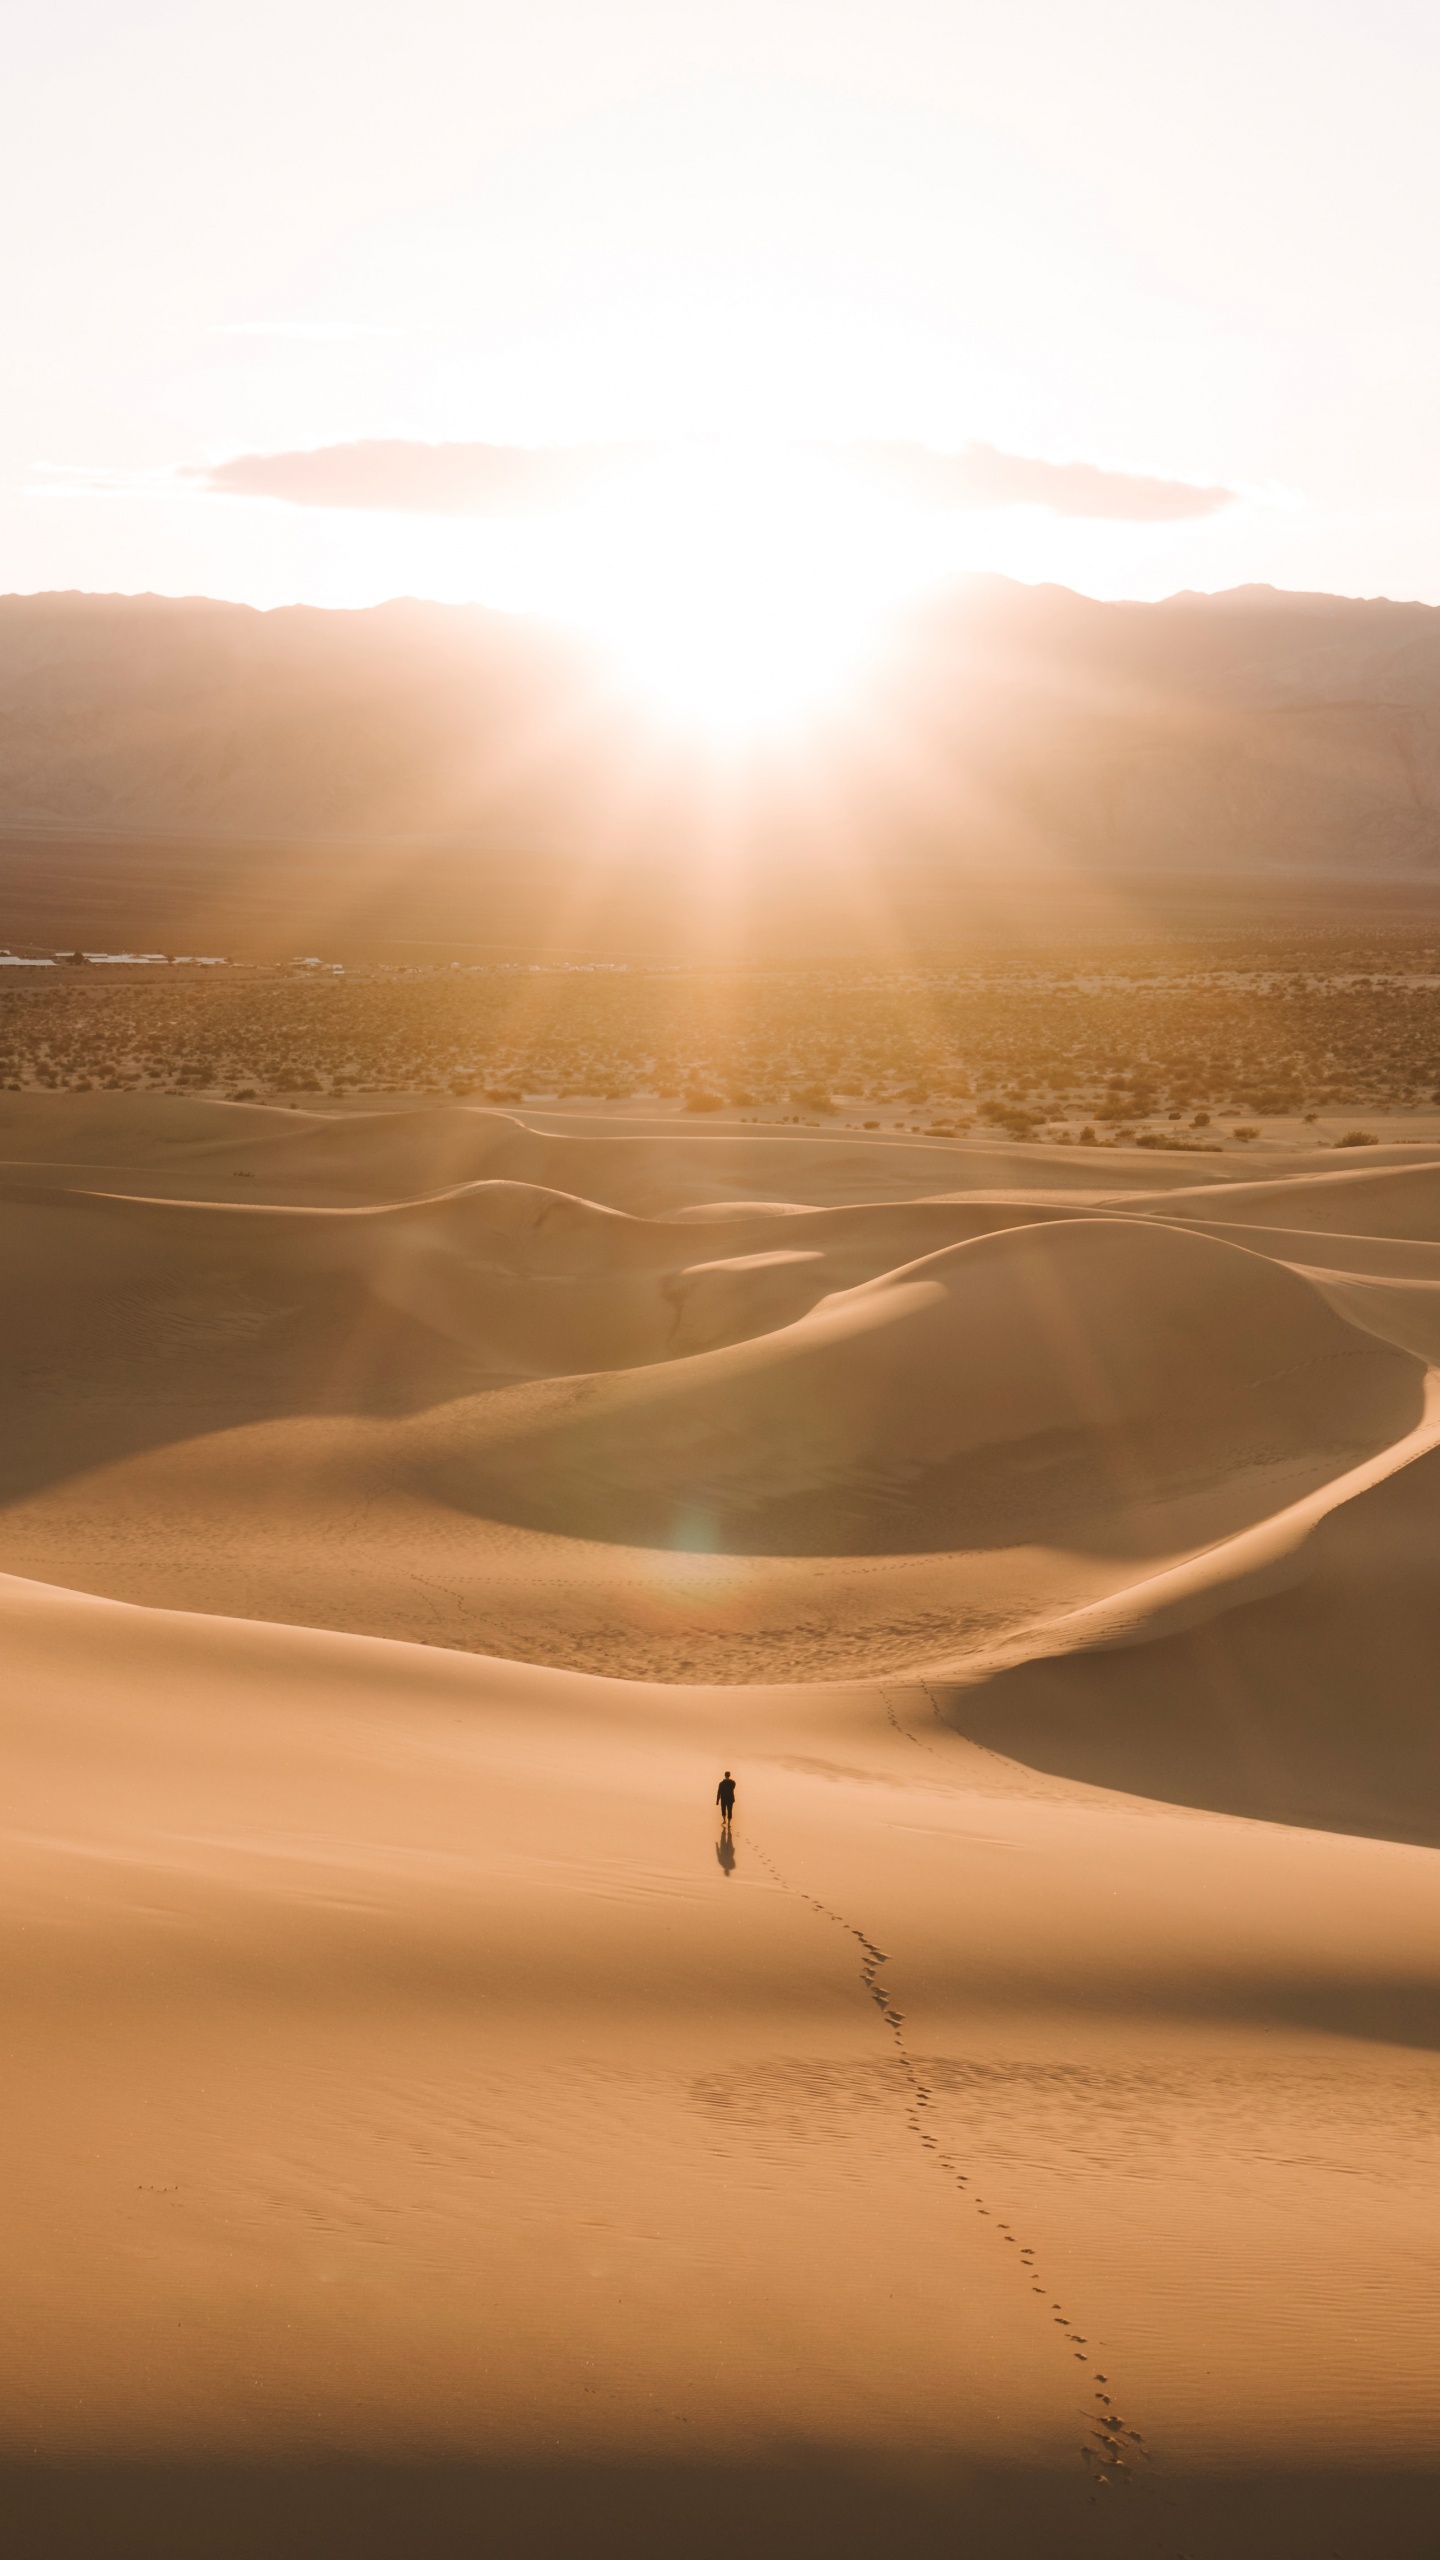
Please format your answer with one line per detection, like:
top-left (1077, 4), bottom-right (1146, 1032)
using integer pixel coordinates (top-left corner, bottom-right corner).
top-left (4, 2454), bottom-right (1437, 2560)
top-left (940, 1437), bottom-right (1440, 1846)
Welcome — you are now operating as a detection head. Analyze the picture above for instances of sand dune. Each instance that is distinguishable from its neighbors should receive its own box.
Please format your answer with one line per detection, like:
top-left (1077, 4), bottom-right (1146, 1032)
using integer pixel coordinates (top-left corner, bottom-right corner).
top-left (5, 1567), bottom-right (1440, 2557)
top-left (0, 1172), bottom-right (1085, 1407)
top-left (7, 1093), bottom-right (1440, 2555)
top-left (1158, 1152), bottom-right (1440, 1240)
top-left (0, 1087), bottom-right (1354, 1206)
top-left (415, 1216), bottom-right (1423, 1553)
top-left (944, 1426), bottom-right (1440, 1846)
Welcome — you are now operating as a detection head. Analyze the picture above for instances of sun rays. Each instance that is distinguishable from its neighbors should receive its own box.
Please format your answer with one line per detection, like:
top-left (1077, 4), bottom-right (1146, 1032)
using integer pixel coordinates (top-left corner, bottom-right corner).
top-left (506, 442), bottom-right (934, 744)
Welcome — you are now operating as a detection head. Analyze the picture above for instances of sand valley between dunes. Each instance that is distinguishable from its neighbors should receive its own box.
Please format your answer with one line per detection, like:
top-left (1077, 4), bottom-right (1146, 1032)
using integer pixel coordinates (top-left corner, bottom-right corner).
top-left (6, 1092), bottom-right (1440, 2557)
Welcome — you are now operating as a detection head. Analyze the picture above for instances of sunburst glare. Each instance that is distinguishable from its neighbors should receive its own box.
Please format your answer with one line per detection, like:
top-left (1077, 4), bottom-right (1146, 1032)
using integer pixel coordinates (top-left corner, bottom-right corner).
top-left (538, 443), bottom-right (928, 742)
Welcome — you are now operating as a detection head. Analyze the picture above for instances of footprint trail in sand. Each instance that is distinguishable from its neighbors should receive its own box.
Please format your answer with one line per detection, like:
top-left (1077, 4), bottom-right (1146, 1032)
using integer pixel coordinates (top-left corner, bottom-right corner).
top-left (742, 1822), bottom-right (1152, 2506)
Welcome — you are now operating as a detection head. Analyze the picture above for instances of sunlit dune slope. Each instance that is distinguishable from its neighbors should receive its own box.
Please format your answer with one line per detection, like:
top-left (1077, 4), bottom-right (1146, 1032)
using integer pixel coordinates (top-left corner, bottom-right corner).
top-left (5, 1567), bottom-right (1440, 2556)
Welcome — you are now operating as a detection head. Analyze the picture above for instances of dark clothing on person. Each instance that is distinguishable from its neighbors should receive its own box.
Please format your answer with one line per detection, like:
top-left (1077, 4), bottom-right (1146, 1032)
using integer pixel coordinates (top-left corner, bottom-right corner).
top-left (716, 1775), bottom-right (737, 1820)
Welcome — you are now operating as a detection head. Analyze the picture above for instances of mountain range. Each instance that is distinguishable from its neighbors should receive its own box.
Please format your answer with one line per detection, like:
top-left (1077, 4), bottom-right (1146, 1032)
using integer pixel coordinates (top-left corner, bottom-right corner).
top-left (2, 578), bottom-right (1439, 955)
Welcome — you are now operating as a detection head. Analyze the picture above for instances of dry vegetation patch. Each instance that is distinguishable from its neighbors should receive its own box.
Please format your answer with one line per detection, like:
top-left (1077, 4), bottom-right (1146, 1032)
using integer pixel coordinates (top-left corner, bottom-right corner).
top-left (3, 932), bottom-right (1439, 1136)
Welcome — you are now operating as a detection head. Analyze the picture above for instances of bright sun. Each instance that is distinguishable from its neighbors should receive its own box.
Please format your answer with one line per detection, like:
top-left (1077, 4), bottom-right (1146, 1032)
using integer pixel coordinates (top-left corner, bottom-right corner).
top-left (547, 443), bottom-right (920, 742)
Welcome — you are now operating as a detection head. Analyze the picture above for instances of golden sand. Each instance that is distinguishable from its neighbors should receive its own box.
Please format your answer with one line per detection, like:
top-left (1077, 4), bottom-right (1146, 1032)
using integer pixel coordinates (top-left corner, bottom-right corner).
top-left (4, 1094), bottom-right (1440, 2555)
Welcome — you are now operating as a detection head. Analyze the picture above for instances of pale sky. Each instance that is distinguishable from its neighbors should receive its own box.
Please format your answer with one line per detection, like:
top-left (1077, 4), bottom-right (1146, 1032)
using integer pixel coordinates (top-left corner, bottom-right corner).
top-left (6, 0), bottom-right (1440, 652)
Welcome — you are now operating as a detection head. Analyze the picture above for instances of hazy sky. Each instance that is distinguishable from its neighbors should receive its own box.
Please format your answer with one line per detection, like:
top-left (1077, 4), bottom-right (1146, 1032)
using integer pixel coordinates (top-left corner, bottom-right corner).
top-left (7, 0), bottom-right (1440, 626)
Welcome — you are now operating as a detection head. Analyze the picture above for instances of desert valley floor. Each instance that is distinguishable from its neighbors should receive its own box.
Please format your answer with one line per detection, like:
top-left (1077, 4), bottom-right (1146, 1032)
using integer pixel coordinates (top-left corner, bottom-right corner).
top-left (6, 1092), bottom-right (1440, 2556)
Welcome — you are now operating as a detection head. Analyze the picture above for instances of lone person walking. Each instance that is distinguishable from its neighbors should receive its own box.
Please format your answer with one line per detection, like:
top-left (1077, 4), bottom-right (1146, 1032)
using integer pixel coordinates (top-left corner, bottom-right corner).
top-left (716, 1770), bottom-right (737, 1829)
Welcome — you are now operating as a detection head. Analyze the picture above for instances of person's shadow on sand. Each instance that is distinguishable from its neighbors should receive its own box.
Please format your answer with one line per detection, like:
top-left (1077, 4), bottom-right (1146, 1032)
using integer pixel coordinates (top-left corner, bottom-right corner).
top-left (715, 1833), bottom-right (736, 1877)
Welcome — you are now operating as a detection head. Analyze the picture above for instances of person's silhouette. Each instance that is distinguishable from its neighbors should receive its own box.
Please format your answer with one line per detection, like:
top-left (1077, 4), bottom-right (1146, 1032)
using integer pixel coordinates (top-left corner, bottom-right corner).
top-left (716, 1770), bottom-right (737, 1828)
top-left (715, 1832), bottom-right (736, 1876)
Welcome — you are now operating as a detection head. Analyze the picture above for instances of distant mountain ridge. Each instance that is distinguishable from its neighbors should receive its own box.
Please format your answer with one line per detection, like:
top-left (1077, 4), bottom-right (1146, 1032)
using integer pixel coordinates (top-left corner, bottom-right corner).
top-left (2, 579), bottom-right (1439, 954)
top-left (0, 590), bottom-right (605, 847)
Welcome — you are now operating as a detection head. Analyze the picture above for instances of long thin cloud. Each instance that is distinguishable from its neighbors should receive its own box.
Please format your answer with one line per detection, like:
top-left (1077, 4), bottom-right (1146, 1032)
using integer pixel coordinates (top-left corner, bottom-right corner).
top-left (193, 440), bottom-right (634, 514)
top-left (852, 441), bottom-right (1237, 521)
top-left (187, 435), bottom-right (1238, 523)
